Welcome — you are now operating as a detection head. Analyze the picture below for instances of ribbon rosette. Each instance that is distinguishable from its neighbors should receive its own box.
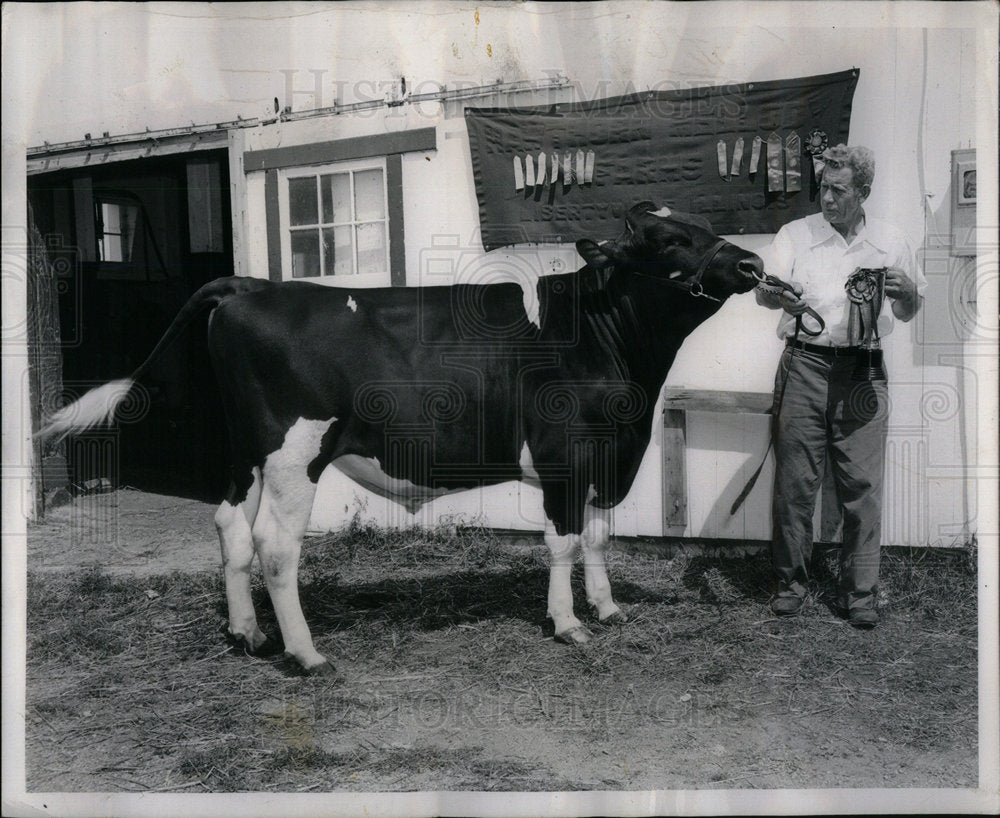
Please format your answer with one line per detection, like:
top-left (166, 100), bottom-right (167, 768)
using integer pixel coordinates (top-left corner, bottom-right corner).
top-left (845, 268), bottom-right (880, 304)
top-left (845, 267), bottom-right (886, 347)
top-left (805, 129), bottom-right (828, 178)
top-left (805, 129), bottom-right (828, 156)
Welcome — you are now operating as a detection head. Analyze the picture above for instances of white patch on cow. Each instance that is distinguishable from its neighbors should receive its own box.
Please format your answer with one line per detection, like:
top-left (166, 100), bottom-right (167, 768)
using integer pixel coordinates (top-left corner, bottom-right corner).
top-left (648, 205), bottom-right (672, 218)
top-left (346, 295), bottom-right (358, 313)
top-left (518, 442), bottom-right (541, 488)
top-left (333, 453), bottom-right (465, 514)
top-left (259, 416), bottom-right (335, 532)
top-left (265, 417), bottom-right (335, 496)
top-left (521, 287), bottom-right (540, 330)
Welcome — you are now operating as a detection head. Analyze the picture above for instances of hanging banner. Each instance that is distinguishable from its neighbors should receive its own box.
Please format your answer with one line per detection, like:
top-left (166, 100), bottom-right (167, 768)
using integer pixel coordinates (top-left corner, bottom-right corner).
top-left (465, 69), bottom-right (858, 250)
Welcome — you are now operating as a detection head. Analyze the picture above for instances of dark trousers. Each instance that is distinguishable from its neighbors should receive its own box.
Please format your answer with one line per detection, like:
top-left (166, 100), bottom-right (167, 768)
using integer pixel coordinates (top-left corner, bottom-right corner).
top-left (771, 346), bottom-right (888, 611)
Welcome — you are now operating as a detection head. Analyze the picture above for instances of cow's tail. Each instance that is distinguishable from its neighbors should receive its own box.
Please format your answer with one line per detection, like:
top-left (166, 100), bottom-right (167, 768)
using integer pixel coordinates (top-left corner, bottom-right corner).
top-left (35, 275), bottom-right (272, 442)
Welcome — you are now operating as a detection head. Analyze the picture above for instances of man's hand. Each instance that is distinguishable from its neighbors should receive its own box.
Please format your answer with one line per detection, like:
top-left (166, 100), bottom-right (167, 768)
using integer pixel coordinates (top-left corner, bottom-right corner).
top-left (884, 267), bottom-right (917, 301)
top-left (884, 267), bottom-right (921, 320)
top-left (756, 280), bottom-right (809, 315)
top-left (777, 282), bottom-right (810, 316)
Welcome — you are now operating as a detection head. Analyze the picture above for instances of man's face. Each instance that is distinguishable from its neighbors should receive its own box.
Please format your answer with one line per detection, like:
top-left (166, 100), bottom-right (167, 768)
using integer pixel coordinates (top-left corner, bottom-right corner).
top-left (819, 164), bottom-right (869, 229)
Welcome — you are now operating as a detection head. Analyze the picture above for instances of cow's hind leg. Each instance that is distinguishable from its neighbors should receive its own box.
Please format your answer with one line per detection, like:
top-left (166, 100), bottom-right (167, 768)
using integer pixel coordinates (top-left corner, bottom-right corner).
top-left (545, 520), bottom-right (592, 645)
top-left (215, 468), bottom-right (278, 654)
top-left (253, 419), bottom-right (335, 676)
top-left (581, 507), bottom-right (627, 625)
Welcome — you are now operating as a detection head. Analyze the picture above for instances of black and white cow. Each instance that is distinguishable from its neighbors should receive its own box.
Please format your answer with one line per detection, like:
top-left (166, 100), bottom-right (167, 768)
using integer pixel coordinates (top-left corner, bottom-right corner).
top-left (40, 202), bottom-right (764, 675)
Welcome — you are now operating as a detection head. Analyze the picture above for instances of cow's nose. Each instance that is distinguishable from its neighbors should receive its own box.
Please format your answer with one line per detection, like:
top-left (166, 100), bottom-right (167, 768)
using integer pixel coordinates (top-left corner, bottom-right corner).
top-left (737, 255), bottom-right (766, 282)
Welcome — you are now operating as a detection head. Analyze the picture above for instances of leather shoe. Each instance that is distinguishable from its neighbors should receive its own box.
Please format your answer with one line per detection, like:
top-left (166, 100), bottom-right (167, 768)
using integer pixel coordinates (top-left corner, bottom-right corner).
top-left (771, 593), bottom-right (804, 616)
top-left (848, 608), bottom-right (878, 629)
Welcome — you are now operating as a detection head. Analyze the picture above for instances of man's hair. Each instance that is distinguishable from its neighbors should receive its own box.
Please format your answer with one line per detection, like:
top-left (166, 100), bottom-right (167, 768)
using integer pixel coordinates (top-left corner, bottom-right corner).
top-left (821, 144), bottom-right (875, 189)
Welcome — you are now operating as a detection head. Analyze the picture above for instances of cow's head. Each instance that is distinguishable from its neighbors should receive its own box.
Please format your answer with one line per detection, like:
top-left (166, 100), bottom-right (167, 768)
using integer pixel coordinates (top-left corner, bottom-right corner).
top-left (575, 202), bottom-right (764, 303)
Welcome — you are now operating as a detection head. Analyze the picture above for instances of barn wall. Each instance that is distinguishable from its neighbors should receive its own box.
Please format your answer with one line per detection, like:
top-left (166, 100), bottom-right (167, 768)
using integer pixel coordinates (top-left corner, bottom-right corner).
top-left (229, 21), bottom-right (985, 546)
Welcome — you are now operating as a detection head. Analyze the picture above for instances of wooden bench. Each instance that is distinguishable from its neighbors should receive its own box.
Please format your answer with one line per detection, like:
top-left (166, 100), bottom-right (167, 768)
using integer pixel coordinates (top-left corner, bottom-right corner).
top-left (661, 388), bottom-right (772, 536)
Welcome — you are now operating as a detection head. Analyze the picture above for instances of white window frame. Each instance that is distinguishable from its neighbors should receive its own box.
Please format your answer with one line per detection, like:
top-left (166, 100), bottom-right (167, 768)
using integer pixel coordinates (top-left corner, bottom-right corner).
top-left (277, 156), bottom-right (391, 287)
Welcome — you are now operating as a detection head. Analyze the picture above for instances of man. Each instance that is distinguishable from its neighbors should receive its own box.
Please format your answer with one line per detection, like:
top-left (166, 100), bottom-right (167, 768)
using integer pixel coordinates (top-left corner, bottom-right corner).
top-left (756, 143), bottom-right (925, 629)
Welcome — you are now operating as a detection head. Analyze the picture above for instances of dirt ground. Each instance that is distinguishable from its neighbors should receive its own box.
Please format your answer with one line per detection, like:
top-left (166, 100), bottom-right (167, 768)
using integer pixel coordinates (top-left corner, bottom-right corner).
top-left (23, 489), bottom-right (979, 794)
top-left (28, 489), bottom-right (222, 575)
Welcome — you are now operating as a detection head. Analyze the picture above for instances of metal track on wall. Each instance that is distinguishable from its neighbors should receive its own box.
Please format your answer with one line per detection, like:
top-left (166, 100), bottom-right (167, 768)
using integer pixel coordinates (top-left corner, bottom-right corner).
top-left (27, 76), bottom-right (572, 174)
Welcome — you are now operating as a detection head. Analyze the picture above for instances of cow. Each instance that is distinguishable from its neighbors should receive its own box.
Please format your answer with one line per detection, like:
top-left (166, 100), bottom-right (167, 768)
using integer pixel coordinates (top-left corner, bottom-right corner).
top-left (39, 202), bottom-right (765, 676)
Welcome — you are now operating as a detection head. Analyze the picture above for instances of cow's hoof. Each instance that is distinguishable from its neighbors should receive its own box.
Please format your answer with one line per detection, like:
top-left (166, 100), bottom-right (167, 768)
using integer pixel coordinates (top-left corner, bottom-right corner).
top-left (599, 609), bottom-right (628, 626)
top-left (225, 628), bottom-right (283, 657)
top-left (554, 625), bottom-right (593, 645)
top-left (250, 636), bottom-right (285, 657)
top-left (303, 660), bottom-right (340, 680)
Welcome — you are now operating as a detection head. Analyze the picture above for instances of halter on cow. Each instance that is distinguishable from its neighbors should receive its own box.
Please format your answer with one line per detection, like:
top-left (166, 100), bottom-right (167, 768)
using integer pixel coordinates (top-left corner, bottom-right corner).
top-left (38, 202), bottom-right (764, 676)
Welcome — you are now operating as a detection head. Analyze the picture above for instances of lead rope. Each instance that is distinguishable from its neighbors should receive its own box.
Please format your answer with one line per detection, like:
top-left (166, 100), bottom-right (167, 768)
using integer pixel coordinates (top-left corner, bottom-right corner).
top-left (728, 319), bottom-right (800, 515)
top-left (728, 273), bottom-right (826, 515)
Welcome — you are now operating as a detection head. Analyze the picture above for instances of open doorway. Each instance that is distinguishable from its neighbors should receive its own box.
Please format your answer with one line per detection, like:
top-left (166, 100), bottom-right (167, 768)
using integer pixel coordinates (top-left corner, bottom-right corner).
top-left (28, 150), bottom-right (233, 504)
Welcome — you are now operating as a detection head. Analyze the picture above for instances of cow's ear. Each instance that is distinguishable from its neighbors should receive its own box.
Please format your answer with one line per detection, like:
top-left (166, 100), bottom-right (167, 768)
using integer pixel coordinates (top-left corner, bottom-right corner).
top-left (577, 238), bottom-right (614, 269)
top-left (630, 201), bottom-right (659, 216)
top-left (686, 213), bottom-right (714, 233)
top-left (625, 202), bottom-right (658, 234)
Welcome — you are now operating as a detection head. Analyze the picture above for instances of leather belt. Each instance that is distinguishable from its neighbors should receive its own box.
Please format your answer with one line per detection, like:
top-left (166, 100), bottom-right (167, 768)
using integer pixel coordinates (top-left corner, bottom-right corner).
top-left (788, 339), bottom-right (861, 357)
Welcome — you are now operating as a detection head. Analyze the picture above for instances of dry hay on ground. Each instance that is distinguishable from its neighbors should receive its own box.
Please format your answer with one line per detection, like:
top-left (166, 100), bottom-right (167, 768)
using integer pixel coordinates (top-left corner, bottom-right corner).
top-left (25, 517), bottom-right (978, 792)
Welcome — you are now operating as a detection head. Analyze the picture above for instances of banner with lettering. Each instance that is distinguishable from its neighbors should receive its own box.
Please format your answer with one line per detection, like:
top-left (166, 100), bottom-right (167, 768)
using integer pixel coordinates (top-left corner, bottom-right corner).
top-left (465, 69), bottom-right (858, 250)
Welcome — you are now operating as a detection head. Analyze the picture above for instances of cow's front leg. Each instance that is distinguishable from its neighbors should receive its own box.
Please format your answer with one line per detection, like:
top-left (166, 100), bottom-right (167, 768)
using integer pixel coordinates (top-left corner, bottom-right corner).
top-left (544, 520), bottom-right (592, 644)
top-left (581, 506), bottom-right (626, 625)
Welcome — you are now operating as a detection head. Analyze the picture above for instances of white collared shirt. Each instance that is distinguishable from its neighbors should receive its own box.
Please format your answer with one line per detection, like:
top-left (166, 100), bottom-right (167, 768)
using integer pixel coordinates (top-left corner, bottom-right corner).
top-left (759, 212), bottom-right (926, 345)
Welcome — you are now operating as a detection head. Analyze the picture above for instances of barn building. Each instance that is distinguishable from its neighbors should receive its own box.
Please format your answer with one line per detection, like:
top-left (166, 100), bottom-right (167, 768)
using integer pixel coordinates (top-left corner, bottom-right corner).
top-left (9, 5), bottom-right (994, 552)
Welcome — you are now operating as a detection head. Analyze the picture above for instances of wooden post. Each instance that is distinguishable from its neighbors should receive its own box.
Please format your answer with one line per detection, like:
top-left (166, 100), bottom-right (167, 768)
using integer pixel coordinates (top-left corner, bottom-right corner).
top-left (662, 408), bottom-right (687, 536)
top-left (227, 128), bottom-right (250, 277)
top-left (27, 203), bottom-right (69, 515)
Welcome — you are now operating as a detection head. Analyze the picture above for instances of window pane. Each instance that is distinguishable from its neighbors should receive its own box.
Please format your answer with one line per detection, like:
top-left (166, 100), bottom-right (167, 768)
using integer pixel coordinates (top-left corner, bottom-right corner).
top-left (291, 229), bottom-right (320, 277)
top-left (97, 202), bottom-right (139, 262)
top-left (354, 169), bottom-right (385, 221)
top-left (321, 173), bottom-right (351, 224)
top-left (356, 222), bottom-right (387, 275)
top-left (103, 234), bottom-right (123, 263)
top-left (288, 177), bottom-right (318, 226)
top-left (119, 205), bottom-right (138, 262)
top-left (323, 226), bottom-right (354, 275)
top-left (102, 203), bottom-right (121, 234)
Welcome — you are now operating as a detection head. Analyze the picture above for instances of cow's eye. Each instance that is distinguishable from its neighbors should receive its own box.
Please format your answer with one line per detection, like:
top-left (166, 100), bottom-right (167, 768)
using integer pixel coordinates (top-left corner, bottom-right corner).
top-left (660, 235), bottom-right (691, 252)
